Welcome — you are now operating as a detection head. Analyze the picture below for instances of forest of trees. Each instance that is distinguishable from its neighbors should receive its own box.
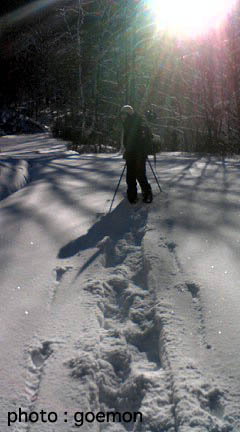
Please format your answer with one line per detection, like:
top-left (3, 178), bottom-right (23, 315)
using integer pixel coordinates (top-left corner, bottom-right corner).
top-left (1, 0), bottom-right (240, 154)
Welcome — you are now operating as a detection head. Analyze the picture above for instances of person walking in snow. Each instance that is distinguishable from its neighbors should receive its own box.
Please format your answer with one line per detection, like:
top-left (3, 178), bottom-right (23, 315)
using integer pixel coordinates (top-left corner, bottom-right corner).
top-left (120, 105), bottom-right (153, 204)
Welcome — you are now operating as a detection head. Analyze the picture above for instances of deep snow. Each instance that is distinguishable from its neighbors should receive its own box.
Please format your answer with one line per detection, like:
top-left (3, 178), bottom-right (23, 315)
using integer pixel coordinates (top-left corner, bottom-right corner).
top-left (0, 134), bottom-right (240, 431)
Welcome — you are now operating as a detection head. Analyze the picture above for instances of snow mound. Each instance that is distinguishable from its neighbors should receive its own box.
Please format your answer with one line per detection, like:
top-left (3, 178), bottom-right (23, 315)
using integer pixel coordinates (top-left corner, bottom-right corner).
top-left (0, 108), bottom-right (47, 135)
top-left (0, 158), bottom-right (30, 200)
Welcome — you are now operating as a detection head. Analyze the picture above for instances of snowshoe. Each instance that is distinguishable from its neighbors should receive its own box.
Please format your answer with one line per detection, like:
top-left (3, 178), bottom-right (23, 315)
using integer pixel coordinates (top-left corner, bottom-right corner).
top-left (127, 190), bottom-right (138, 204)
top-left (143, 190), bottom-right (153, 203)
top-left (128, 195), bottom-right (138, 204)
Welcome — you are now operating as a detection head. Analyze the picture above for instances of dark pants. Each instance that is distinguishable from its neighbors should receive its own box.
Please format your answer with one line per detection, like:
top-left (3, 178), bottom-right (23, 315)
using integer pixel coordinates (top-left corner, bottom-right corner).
top-left (126, 155), bottom-right (151, 199)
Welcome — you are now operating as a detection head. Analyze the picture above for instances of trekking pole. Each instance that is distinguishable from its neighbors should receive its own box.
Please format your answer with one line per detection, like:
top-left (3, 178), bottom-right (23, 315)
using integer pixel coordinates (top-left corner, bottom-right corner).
top-left (109, 163), bottom-right (127, 213)
top-left (147, 157), bottom-right (162, 193)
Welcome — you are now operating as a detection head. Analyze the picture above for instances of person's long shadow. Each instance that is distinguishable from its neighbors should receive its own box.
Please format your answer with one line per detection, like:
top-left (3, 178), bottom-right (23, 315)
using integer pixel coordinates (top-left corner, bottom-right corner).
top-left (58, 200), bottom-right (148, 277)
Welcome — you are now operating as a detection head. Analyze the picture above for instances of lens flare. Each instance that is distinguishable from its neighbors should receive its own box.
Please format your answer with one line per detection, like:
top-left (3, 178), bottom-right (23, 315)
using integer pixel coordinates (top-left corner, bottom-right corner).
top-left (0, 0), bottom-right (59, 34)
top-left (147, 0), bottom-right (237, 37)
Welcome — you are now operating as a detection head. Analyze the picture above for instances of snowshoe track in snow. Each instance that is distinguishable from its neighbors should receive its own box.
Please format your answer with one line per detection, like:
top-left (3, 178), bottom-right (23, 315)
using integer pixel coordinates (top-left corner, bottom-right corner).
top-left (49, 265), bottom-right (73, 305)
top-left (60, 206), bottom-right (175, 431)
top-left (165, 232), bottom-right (210, 351)
top-left (145, 219), bottom-right (234, 431)
top-left (78, 206), bottom-right (176, 431)
top-left (63, 202), bottom-right (234, 431)
top-left (12, 341), bottom-right (54, 432)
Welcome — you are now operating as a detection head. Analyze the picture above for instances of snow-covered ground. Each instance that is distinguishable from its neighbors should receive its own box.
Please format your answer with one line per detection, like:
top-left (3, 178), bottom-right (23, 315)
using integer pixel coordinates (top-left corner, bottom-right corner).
top-left (0, 134), bottom-right (240, 432)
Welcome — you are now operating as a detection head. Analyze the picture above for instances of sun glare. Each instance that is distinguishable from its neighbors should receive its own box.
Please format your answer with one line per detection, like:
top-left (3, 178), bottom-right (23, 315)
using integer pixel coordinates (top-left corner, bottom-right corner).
top-left (0, 0), bottom-right (59, 32)
top-left (147, 0), bottom-right (237, 37)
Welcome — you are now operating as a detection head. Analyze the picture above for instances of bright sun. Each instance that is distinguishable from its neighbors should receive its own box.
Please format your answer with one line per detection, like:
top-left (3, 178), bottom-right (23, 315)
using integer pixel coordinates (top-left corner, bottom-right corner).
top-left (147, 0), bottom-right (237, 37)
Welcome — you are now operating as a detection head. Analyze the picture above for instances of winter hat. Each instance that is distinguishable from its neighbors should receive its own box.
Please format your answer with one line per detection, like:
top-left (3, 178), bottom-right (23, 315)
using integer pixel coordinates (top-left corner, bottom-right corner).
top-left (120, 105), bottom-right (134, 116)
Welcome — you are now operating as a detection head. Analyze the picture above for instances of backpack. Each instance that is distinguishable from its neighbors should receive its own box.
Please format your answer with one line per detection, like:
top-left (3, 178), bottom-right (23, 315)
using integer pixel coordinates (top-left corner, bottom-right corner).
top-left (139, 124), bottom-right (158, 155)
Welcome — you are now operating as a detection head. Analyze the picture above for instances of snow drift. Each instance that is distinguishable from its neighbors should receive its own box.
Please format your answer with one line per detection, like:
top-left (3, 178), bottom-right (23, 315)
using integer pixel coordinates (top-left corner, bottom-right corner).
top-left (0, 158), bottom-right (30, 200)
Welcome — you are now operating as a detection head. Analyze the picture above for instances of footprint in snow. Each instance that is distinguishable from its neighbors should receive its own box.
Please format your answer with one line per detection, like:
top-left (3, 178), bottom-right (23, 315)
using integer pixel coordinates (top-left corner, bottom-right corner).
top-left (55, 265), bottom-right (73, 283)
top-left (31, 342), bottom-right (53, 368)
